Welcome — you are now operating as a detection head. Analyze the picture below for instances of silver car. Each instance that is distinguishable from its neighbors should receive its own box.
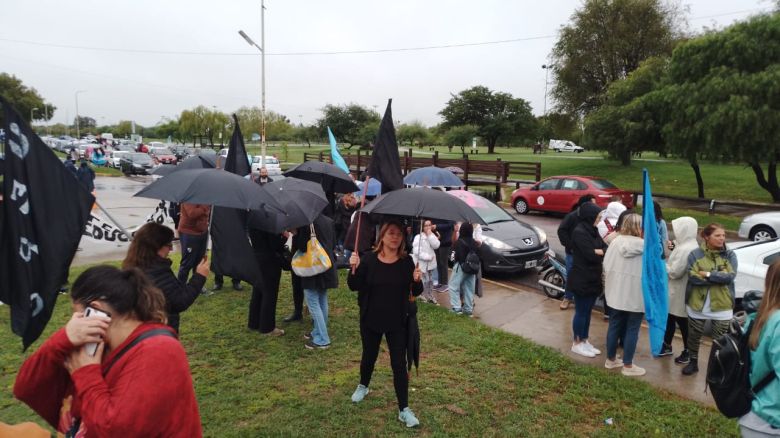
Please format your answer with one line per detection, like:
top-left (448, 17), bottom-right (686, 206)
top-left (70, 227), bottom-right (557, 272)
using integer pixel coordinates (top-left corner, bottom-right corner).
top-left (738, 212), bottom-right (780, 241)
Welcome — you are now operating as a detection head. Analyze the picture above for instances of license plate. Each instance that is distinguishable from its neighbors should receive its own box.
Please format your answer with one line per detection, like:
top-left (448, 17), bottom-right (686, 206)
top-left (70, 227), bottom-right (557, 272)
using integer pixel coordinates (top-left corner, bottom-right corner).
top-left (525, 260), bottom-right (537, 268)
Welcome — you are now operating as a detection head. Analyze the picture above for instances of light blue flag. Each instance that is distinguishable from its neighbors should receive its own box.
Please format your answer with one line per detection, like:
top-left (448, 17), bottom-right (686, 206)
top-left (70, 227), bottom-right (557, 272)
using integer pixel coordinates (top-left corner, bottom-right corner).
top-left (641, 169), bottom-right (669, 356)
top-left (328, 126), bottom-right (349, 174)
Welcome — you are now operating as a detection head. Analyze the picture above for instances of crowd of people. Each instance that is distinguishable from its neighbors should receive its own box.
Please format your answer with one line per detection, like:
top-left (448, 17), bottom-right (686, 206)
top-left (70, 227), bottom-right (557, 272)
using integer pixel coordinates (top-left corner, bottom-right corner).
top-left (9, 182), bottom-right (779, 435)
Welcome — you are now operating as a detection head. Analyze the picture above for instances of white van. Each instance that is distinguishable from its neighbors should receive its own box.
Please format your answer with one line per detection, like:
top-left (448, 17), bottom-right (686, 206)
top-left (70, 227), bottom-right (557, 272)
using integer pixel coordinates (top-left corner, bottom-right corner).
top-left (251, 155), bottom-right (282, 176)
top-left (549, 139), bottom-right (584, 153)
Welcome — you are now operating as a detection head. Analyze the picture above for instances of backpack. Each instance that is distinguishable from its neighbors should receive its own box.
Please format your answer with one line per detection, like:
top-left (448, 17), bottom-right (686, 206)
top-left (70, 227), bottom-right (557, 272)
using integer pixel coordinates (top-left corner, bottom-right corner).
top-left (706, 319), bottom-right (776, 418)
top-left (460, 248), bottom-right (481, 275)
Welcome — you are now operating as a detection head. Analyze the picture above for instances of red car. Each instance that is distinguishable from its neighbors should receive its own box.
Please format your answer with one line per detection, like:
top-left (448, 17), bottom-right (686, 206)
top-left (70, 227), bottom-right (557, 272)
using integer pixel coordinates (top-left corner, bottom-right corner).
top-left (511, 175), bottom-right (634, 215)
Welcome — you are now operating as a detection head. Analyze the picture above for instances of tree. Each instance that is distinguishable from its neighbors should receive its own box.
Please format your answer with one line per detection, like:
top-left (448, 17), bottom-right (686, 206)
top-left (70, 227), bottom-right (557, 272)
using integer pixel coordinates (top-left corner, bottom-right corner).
top-left (550, 0), bottom-right (684, 115)
top-left (539, 112), bottom-right (581, 144)
top-left (396, 121), bottom-right (430, 147)
top-left (292, 124), bottom-right (321, 147)
top-left (74, 116), bottom-right (97, 130)
top-left (234, 107), bottom-right (294, 142)
top-left (156, 119), bottom-right (182, 143)
top-left (178, 105), bottom-right (230, 146)
top-left (439, 86), bottom-right (537, 154)
top-left (317, 104), bottom-right (380, 148)
top-left (443, 125), bottom-right (479, 155)
top-left (114, 120), bottom-right (134, 139)
top-left (651, 14), bottom-right (780, 201)
top-left (0, 73), bottom-right (56, 124)
top-left (584, 56), bottom-right (667, 165)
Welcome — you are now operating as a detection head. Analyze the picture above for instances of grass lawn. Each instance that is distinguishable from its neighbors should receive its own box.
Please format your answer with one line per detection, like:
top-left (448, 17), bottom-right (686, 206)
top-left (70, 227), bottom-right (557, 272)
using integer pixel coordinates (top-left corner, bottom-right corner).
top-left (0, 258), bottom-right (738, 436)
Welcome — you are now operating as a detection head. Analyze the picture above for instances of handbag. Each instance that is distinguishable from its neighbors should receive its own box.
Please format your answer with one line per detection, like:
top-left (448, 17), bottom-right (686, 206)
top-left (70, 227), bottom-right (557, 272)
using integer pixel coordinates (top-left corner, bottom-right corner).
top-left (291, 224), bottom-right (332, 277)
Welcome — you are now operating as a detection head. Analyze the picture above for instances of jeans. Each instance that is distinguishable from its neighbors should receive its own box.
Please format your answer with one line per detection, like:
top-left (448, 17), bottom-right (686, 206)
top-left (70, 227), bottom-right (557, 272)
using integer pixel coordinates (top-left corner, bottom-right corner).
top-left (449, 263), bottom-right (475, 313)
top-left (431, 267), bottom-right (439, 286)
top-left (606, 310), bottom-right (644, 364)
top-left (564, 254), bottom-right (574, 301)
top-left (359, 325), bottom-right (408, 410)
top-left (304, 288), bottom-right (330, 346)
top-left (572, 294), bottom-right (597, 341)
top-left (178, 232), bottom-right (208, 283)
top-left (421, 270), bottom-right (436, 303)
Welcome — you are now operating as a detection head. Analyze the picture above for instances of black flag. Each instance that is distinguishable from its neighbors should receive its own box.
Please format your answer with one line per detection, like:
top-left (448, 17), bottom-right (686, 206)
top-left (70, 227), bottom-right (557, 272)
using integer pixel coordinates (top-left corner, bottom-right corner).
top-left (1, 97), bottom-right (94, 349)
top-left (209, 115), bottom-right (260, 285)
top-left (366, 99), bottom-right (404, 193)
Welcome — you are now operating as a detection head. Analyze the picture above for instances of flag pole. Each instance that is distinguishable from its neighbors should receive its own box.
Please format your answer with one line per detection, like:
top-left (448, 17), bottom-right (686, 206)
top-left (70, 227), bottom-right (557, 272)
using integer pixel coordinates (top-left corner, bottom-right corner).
top-left (352, 174), bottom-right (371, 274)
top-left (94, 199), bottom-right (133, 241)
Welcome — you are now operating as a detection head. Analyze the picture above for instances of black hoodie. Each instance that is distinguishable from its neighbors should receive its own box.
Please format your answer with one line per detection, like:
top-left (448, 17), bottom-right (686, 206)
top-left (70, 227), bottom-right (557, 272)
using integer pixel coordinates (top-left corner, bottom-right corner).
top-left (568, 203), bottom-right (606, 297)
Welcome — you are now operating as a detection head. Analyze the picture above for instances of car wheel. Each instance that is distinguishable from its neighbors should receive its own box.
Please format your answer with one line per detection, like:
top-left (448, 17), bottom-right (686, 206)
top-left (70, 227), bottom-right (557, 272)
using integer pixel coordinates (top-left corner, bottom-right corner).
top-left (542, 270), bottom-right (565, 299)
top-left (513, 198), bottom-right (529, 215)
top-left (750, 225), bottom-right (777, 241)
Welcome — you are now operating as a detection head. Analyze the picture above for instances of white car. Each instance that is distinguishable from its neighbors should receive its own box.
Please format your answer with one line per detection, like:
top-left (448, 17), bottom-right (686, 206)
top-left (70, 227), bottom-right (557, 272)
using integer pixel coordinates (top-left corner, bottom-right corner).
top-left (110, 150), bottom-right (130, 168)
top-left (732, 239), bottom-right (780, 303)
top-left (251, 155), bottom-right (282, 176)
top-left (738, 212), bottom-right (780, 241)
top-left (549, 139), bottom-right (585, 153)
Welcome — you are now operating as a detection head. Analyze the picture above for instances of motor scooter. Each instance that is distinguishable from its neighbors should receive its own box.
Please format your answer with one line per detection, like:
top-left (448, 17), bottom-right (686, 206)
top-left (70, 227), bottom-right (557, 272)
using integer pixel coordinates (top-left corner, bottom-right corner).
top-left (537, 249), bottom-right (567, 299)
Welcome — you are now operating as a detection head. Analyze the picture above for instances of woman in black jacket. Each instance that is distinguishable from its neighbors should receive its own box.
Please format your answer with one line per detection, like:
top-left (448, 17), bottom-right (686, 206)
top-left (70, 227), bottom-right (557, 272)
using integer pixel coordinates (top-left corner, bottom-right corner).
top-left (568, 202), bottom-right (606, 358)
top-left (122, 223), bottom-right (209, 333)
top-left (347, 221), bottom-right (423, 428)
top-left (248, 228), bottom-right (288, 336)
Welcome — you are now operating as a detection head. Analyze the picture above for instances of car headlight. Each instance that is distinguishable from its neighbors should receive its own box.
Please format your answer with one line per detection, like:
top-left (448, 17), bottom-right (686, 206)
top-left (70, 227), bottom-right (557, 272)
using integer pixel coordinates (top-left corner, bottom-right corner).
top-left (533, 226), bottom-right (547, 244)
top-left (482, 236), bottom-right (515, 250)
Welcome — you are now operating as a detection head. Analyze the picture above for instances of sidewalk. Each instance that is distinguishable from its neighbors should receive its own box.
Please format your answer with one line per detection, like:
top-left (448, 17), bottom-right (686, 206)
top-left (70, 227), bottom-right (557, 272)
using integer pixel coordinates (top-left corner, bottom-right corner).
top-left (432, 278), bottom-right (714, 406)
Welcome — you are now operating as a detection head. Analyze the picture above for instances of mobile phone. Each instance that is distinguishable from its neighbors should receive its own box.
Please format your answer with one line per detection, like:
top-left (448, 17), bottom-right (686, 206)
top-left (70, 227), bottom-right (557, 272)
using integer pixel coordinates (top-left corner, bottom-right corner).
top-left (83, 307), bottom-right (109, 357)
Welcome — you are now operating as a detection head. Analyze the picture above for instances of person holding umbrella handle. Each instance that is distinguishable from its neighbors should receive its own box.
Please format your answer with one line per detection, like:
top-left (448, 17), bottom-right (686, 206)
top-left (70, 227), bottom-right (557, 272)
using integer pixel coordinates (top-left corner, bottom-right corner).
top-left (347, 221), bottom-right (423, 428)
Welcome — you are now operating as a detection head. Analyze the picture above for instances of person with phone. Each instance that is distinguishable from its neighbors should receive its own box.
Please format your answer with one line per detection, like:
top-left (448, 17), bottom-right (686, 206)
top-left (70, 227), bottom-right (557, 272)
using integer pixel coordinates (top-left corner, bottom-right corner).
top-left (14, 265), bottom-right (202, 436)
top-left (123, 222), bottom-right (209, 333)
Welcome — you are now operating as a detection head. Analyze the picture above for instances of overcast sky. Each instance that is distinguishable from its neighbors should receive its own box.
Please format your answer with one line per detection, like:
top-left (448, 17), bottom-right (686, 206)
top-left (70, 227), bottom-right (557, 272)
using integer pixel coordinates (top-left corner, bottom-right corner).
top-left (0, 0), bottom-right (772, 128)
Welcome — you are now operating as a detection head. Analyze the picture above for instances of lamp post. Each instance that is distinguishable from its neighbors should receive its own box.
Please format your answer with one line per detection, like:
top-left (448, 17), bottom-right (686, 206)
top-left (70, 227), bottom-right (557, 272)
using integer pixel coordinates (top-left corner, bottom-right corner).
top-left (30, 107), bottom-right (39, 125)
top-left (75, 90), bottom-right (87, 139)
top-left (238, 0), bottom-right (267, 160)
top-left (541, 64), bottom-right (553, 116)
top-left (44, 105), bottom-right (49, 135)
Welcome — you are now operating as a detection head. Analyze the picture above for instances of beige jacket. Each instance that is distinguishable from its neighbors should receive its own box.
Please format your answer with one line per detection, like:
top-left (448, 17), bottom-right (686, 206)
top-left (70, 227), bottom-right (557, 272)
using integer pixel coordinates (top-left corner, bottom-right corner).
top-left (603, 234), bottom-right (645, 313)
top-left (666, 217), bottom-right (698, 317)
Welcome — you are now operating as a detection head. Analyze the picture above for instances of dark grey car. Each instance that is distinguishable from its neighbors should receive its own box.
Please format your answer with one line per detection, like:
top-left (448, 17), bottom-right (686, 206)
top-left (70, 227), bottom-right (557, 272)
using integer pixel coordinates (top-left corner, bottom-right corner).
top-left (120, 152), bottom-right (154, 175)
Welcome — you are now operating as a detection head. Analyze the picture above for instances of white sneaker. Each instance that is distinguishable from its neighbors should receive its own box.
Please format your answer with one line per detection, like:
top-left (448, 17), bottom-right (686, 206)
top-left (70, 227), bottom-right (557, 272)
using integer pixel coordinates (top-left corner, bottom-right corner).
top-left (571, 343), bottom-right (596, 358)
top-left (604, 358), bottom-right (623, 369)
top-left (584, 341), bottom-right (601, 355)
top-left (622, 364), bottom-right (646, 376)
top-left (351, 384), bottom-right (369, 403)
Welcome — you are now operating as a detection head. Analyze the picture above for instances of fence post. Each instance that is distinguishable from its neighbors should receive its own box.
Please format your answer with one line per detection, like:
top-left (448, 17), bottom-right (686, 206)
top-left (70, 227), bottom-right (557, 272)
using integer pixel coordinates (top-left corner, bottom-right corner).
top-left (433, 151), bottom-right (439, 167)
top-left (535, 163), bottom-right (541, 182)
top-left (502, 162), bottom-right (510, 183)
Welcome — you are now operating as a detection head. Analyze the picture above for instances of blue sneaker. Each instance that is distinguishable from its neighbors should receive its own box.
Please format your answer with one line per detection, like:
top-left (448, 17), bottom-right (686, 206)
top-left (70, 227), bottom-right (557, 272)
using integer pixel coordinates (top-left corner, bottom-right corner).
top-left (398, 407), bottom-right (420, 428)
top-left (351, 384), bottom-right (369, 403)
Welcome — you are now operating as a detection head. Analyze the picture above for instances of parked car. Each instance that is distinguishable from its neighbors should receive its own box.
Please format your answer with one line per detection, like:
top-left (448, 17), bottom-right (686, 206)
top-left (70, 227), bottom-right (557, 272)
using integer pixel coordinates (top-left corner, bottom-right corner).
top-left (549, 139), bottom-right (584, 153)
top-left (120, 152), bottom-right (155, 175)
top-left (511, 175), bottom-right (634, 215)
top-left (732, 238), bottom-right (780, 306)
top-left (110, 150), bottom-right (130, 168)
top-left (216, 148), bottom-right (251, 168)
top-left (738, 212), bottom-right (780, 241)
top-left (251, 155), bottom-right (282, 176)
top-left (445, 190), bottom-right (549, 273)
top-left (148, 146), bottom-right (178, 165)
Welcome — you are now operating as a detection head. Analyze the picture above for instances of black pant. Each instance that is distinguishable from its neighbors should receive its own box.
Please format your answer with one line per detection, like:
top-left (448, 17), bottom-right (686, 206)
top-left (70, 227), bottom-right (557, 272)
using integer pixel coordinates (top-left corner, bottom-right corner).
top-left (663, 314), bottom-right (689, 350)
top-left (249, 260), bottom-right (282, 332)
top-left (177, 232), bottom-right (208, 283)
top-left (435, 244), bottom-right (451, 285)
top-left (214, 274), bottom-right (241, 287)
top-left (290, 272), bottom-right (303, 316)
top-left (359, 324), bottom-right (408, 410)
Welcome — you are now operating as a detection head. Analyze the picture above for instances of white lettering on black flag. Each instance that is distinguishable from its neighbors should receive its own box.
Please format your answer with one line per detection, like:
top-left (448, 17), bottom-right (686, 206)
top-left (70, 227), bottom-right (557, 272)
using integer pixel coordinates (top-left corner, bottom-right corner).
top-left (0, 97), bottom-right (94, 349)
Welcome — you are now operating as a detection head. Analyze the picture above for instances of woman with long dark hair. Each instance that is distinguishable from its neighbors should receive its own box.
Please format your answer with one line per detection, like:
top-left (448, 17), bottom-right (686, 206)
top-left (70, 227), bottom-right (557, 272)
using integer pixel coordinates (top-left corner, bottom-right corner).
top-left (348, 221), bottom-right (423, 428)
top-left (123, 222), bottom-right (209, 333)
top-left (449, 223), bottom-right (480, 316)
top-left (14, 265), bottom-right (202, 436)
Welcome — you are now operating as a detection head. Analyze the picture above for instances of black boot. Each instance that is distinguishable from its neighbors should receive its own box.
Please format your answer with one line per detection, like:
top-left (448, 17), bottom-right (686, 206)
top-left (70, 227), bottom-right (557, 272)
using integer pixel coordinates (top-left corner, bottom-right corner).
top-left (283, 312), bottom-right (302, 323)
top-left (682, 360), bottom-right (698, 375)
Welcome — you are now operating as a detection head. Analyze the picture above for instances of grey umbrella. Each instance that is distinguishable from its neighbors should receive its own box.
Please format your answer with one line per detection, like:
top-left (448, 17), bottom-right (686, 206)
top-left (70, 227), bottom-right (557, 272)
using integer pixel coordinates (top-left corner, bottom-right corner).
top-left (150, 155), bottom-right (216, 176)
top-left (404, 166), bottom-right (464, 187)
top-left (360, 187), bottom-right (485, 224)
top-left (284, 160), bottom-right (359, 194)
top-left (134, 168), bottom-right (283, 211)
top-left (248, 177), bottom-right (329, 233)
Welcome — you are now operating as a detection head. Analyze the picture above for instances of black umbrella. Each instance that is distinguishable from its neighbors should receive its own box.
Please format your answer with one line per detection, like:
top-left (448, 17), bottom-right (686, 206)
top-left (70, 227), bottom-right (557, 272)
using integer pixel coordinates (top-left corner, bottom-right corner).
top-left (360, 187), bottom-right (485, 224)
top-left (284, 160), bottom-right (359, 194)
top-left (406, 297), bottom-right (420, 374)
top-left (150, 155), bottom-right (215, 176)
top-left (248, 177), bottom-right (328, 233)
top-left (134, 168), bottom-right (283, 211)
top-left (404, 166), bottom-right (464, 187)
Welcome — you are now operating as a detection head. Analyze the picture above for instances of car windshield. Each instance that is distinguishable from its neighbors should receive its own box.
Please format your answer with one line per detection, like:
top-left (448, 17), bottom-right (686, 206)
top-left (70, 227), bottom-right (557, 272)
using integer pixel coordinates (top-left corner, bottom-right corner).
top-left (152, 148), bottom-right (173, 155)
top-left (129, 153), bottom-right (152, 163)
top-left (253, 156), bottom-right (279, 165)
top-left (590, 178), bottom-right (617, 189)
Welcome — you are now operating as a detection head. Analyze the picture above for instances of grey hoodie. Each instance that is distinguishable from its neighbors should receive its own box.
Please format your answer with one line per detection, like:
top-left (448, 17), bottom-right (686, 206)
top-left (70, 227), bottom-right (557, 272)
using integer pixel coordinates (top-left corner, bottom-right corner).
top-left (666, 217), bottom-right (699, 317)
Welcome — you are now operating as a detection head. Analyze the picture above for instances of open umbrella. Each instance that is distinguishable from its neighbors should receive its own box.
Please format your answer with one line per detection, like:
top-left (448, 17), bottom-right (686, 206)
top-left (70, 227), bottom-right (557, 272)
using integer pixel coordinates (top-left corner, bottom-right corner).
top-left (360, 187), bottom-right (485, 224)
top-left (354, 178), bottom-right (382, 197)
top-left (284, 160), bottom-right (359, 194)
top-left (151, 155), bottom-right (216, 176)
top-left (248, 177), bottom-right (328, 233)
top-left (404, 166), bottom-right (464, 187)
top-left (134, 168), bottom-right (283, 211)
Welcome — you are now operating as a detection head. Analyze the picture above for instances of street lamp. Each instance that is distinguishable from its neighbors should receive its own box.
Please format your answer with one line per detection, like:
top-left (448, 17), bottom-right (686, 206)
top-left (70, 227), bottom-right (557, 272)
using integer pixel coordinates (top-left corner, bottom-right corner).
top-left (238, 0), bottom-right (267, 160)
top-left (75, 90), bottom-right (87, 139)
top-left (541, 64), bottom-right (553, 116)
top-left (30, 107), bottom-right (39, 124)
